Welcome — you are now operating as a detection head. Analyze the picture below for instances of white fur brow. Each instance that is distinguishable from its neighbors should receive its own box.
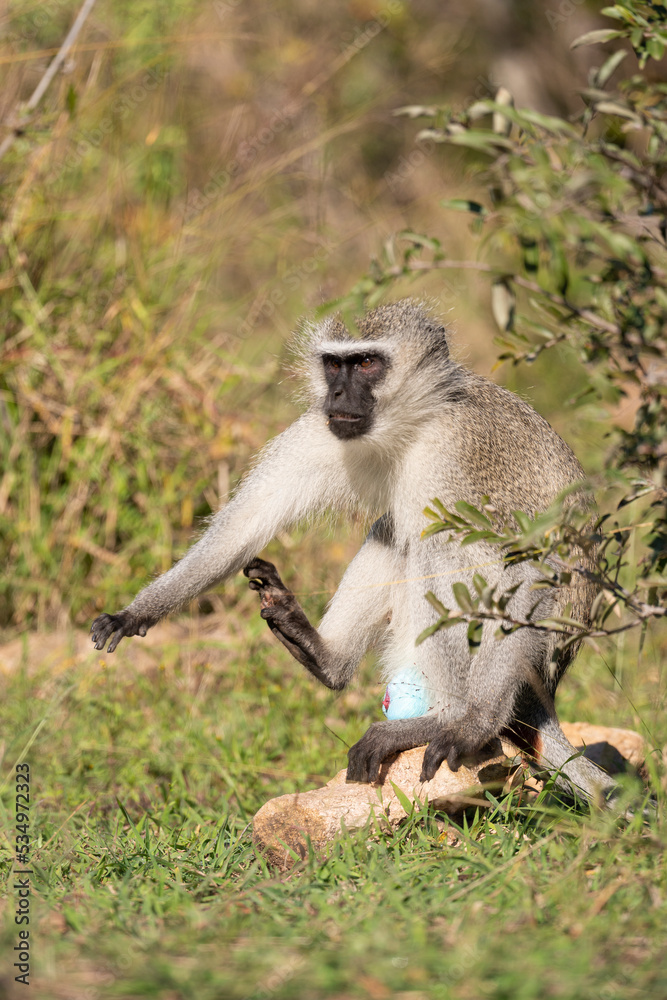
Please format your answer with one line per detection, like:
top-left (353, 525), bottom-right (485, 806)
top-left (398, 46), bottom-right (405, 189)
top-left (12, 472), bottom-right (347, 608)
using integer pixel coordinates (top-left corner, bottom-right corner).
top-left (316, 340), bottom-right (393, 356)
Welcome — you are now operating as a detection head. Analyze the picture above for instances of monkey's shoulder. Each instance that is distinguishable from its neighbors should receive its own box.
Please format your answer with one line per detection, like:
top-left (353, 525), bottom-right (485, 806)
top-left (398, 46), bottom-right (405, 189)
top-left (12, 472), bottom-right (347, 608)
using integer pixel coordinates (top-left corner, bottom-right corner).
top-left (445, 373), bottom-right (585, 511)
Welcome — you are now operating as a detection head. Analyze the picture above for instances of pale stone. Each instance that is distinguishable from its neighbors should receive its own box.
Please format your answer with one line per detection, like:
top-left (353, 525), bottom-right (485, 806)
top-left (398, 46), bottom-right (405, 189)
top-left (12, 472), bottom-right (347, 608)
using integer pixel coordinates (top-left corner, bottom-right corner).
top-left (253, 724), bottom-right (647, 868)
top-left (560, 721), bottom-right (646, 771)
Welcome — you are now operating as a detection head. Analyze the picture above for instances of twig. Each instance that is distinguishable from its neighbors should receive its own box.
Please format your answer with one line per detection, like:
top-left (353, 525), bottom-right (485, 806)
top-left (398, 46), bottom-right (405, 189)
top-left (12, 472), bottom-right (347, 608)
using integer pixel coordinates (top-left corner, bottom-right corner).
top-left (0, 0), bottom-right (98, 164)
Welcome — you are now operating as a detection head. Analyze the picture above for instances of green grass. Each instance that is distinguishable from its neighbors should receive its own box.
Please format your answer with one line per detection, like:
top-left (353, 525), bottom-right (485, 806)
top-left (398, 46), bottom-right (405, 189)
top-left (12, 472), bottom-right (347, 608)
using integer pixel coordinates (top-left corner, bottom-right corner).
top-left (1, 616), bottom-right (665, 999)
top-left (1, 2), bottom-right (666, 996)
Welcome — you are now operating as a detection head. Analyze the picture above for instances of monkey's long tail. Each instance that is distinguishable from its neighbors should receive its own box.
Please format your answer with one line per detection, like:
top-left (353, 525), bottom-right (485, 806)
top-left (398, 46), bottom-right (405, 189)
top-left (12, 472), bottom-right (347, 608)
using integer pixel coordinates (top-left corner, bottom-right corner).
top-left (527, 715), bottom-right (618, 806)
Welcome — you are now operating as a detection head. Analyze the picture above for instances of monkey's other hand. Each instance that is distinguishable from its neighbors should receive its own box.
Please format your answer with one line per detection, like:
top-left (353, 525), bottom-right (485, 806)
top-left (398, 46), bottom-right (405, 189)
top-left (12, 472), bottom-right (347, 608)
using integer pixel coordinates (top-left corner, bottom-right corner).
top-left (90, 610), bottom-right (149, 653)
top-left (244, 557), bottom-right (317, 640)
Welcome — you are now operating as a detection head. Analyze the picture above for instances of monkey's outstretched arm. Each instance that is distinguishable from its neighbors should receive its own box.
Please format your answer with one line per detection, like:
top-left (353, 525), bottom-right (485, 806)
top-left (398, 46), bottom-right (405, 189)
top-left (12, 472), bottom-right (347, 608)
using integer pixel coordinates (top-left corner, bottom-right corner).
top-left (244, 516), bottom-right (401, 690)
top-left (91, 417), bottom-right (348, 652)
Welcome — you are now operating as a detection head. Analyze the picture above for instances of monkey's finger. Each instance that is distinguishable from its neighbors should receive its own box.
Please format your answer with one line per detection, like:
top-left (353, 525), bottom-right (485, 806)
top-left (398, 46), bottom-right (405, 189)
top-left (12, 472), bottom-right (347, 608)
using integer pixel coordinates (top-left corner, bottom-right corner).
top-left (247, 579), bottom-right (265, 591)
top-left (106, 631), bottom-right (125, 654)
top-left (365, 750), bottom-right (387, 784)
top-left (91, 616), bottom-right (116, 649)
top-left (420, 740), bottom-right (451, 782)
top-left (346, 745), bottom-right (371, 783)
top-left (243, 558), bottom-right (276, 577)
top-left (92, 629), bottom-right (118, 651)
top-left (345, 758), bottom-right (367, 783)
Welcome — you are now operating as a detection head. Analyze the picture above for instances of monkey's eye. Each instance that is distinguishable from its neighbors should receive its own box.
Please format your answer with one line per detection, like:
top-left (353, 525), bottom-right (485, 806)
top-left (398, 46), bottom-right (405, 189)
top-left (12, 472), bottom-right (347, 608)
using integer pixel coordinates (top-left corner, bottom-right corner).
top-left (360, 357), bottom-right (374, 369)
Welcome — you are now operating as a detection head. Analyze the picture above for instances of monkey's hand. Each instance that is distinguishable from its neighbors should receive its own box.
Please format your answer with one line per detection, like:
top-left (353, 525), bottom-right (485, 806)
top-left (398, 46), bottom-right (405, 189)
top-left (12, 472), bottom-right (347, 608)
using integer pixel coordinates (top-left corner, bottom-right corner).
top-left (90, 610), bottom-right (150, 653)
top-left (243, 558), bottom-right (345, 691)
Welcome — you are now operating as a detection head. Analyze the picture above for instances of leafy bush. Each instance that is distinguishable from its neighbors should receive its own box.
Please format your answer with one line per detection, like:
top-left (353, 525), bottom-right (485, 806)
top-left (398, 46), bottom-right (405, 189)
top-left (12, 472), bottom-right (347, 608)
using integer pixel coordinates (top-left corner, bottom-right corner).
top-left (333, 0), bottom-right (667, 660)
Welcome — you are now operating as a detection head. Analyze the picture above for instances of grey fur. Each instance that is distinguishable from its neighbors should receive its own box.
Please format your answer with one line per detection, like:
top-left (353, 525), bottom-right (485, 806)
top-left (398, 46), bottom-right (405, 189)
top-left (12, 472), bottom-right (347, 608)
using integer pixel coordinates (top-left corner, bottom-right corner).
top-left (91, 299), bottom-right (612, 802)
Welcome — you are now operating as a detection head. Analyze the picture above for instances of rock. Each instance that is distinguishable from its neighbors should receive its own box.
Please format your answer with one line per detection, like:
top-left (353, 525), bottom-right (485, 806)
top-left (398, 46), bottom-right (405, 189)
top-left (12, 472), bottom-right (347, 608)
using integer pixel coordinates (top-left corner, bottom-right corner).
top-left (253, 739), bottom-right (518, 869)
top-left (253, 723), bottom-right (647, 868)
top-left (560, 721), bottom-right (646, 772)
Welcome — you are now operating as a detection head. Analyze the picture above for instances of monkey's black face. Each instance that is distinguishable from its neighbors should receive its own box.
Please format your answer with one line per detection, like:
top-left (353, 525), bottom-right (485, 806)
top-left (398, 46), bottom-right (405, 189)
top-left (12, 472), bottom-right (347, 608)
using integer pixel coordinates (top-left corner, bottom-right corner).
top-left (322, 352), bottom-right (389, 440)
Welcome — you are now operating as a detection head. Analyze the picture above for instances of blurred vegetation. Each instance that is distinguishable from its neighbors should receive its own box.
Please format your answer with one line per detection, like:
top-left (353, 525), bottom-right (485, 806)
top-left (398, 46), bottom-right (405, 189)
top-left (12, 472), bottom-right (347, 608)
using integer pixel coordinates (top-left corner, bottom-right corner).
top-left (1, 2), bottom-right (667, 999)
top-left (0, 0), bottom-right (611, 632)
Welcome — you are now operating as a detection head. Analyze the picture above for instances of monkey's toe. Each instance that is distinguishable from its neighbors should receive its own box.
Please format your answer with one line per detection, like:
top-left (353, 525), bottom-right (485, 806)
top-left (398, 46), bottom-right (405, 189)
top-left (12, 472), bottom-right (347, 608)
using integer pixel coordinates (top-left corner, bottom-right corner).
top-left (91, 613), bottom-right (118, 648)
top-left (420, 734), bottom-right (456, 782)
top-left (243, 558), bottom-right (282, 584)
top-left (346, 723), bottom-right (392, 783)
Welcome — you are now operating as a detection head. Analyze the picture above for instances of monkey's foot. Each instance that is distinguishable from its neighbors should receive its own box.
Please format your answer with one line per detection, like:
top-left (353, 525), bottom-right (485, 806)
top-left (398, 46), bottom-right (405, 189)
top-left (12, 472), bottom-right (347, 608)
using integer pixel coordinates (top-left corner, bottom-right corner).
top-left (90, 610), bottom-right (149, 653)
top-left (346, 717), bottom-right (443, 783)
top-left (420, 727), bottom-right (500, 782)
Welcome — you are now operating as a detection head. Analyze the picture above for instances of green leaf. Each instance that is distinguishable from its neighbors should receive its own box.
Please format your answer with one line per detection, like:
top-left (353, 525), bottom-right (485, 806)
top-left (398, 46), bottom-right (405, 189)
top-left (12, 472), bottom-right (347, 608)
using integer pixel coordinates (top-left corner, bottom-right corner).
top-left (441, 198), bottom-right (487, 215)
top-left (467, 619), bottom-right (484, 654)
top-left (389, 781), bottom-right (416, 815)
top-left (452, 582), bottom-right (475, 614)
top-left (425, 590), bottom-right (448, 616)
top-left (513, 511), bottom-right (533, 532)
top-left (416, 617), bottom-right (462, 644)
top-left (66, 84), bottom-right (77, 115)
top-left (441, 130), bottom-right (513, 155)
top-left (491, 279), bottom-right (516, 333)
top-left (393, 105), bottom-right (439, 119)
top-left (594, 100), bottom-right (642, 122)
top-left (496, 583), bottom-right (522, 611)
top-left (571, 28), bottom-right (623, 49)
top-left (399, 230), bottom-right (442, 252)
top-left (507, 107), bottom-right (578, 137)
top-left (646, 38), bottom-right (665, 61)
top-left (595, 48), bottom-right (627, 86)
top-left (454, 501), bottom-right (493, 528)
top-left (460, 530), bottom-right (502, 546)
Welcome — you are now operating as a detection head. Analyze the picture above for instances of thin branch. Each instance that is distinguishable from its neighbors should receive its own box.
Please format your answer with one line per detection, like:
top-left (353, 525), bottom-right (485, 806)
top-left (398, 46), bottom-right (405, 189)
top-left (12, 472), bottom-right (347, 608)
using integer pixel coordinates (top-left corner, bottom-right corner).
top-left (436, 604), bottom-right (666, 643)
top-left (0, 0), bottom-right (98, 164)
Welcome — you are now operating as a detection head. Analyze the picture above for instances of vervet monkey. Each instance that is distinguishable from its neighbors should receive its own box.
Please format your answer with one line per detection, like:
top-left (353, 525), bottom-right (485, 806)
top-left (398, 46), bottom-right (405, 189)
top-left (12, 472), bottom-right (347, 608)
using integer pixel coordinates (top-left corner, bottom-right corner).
top-left (91, 299), bottom-right (612, 800)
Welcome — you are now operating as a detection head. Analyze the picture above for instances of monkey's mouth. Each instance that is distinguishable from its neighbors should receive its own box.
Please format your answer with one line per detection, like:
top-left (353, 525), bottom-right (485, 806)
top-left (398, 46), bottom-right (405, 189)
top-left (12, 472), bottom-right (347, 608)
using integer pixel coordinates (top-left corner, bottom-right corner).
top-left (328, 411), bottom-right (363, 422)
top-left (326, 409), bottom-right (372, 440)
